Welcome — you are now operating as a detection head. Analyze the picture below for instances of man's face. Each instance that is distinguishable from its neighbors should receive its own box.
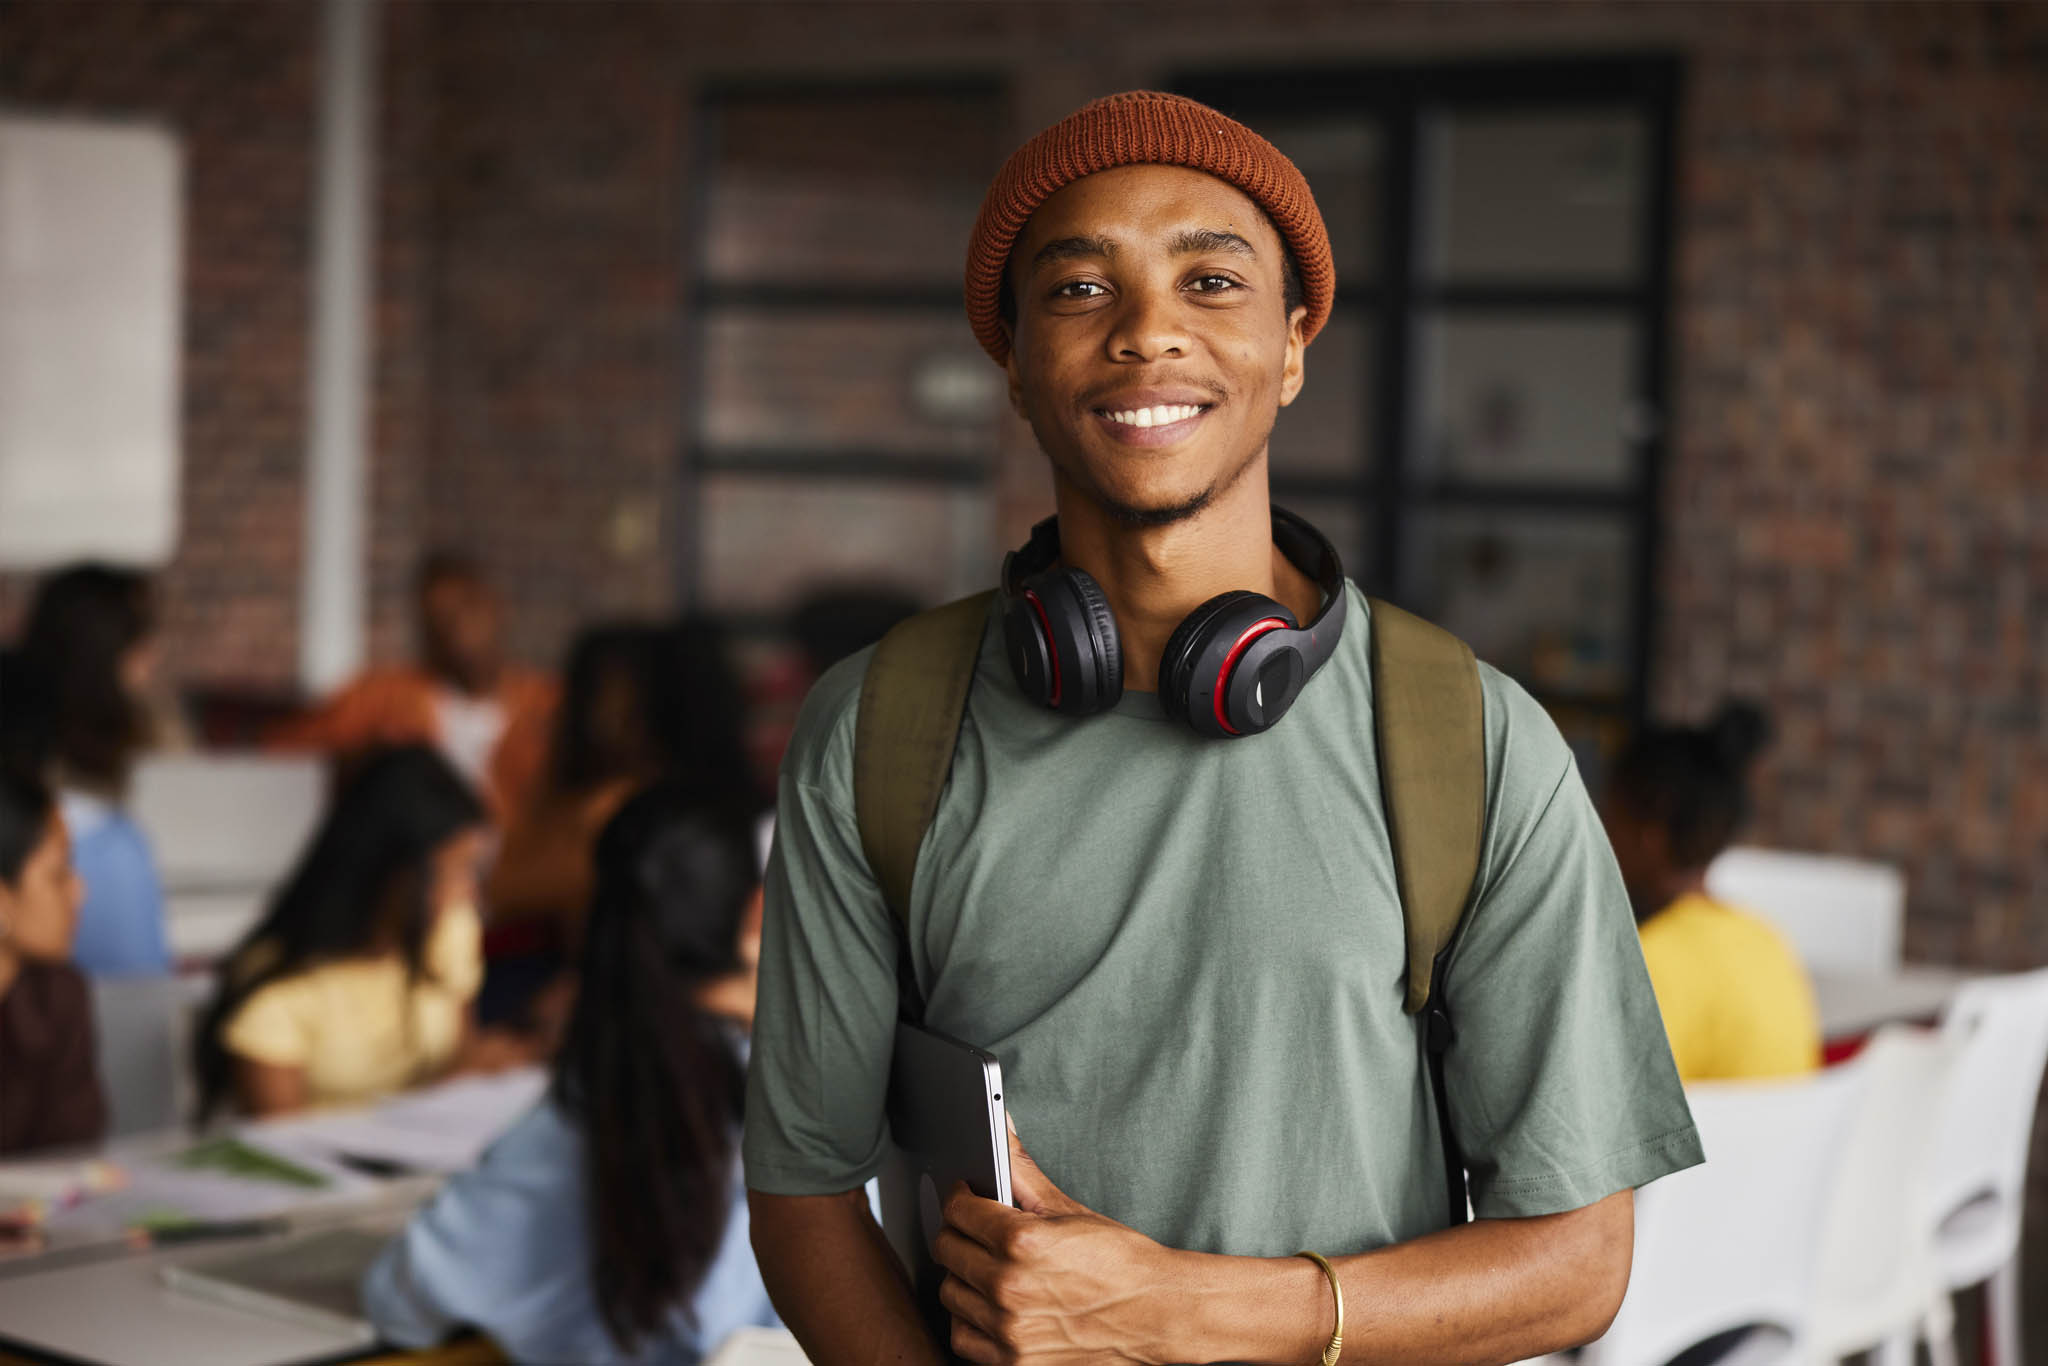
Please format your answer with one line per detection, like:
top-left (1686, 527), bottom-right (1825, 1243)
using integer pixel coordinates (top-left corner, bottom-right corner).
top-left (419, 574), bottom-right (502, 693)
top-left (1004, 165), bottom-right (1307, 526)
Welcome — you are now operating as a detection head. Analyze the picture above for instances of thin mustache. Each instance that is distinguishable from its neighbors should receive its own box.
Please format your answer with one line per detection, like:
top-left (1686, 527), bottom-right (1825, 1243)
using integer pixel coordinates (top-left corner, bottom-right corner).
top-left (1077, 380), bottom-right (1230, 409)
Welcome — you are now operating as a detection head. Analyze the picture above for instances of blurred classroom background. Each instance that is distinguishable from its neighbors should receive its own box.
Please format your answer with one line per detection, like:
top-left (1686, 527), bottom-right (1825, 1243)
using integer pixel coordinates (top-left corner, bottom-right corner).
top-left (0, 2), bottom-right (2043, 1364)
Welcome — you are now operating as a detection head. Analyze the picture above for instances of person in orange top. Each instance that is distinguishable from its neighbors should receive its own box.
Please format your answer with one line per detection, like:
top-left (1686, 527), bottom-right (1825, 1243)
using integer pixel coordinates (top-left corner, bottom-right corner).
top-left (271, 553), bottom-right (557, 822)
top-left (1601, 702), bottom-right (1822, 1083)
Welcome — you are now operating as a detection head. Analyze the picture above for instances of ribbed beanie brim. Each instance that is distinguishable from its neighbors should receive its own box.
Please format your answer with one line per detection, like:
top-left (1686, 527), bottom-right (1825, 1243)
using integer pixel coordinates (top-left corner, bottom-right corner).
top-left (964, 91), bottom-right (1335, 366)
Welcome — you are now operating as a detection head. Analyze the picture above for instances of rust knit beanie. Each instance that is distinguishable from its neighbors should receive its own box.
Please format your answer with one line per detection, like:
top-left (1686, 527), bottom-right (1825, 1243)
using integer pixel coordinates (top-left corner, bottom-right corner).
top-left (964, 90), bottom-right (1335, 366)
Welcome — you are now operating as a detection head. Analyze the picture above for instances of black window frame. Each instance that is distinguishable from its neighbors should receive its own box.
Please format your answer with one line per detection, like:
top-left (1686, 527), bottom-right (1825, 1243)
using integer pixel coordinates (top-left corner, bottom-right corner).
top-left (678, 74), bottom-right (1011, 611)
top-left (1176, 55), bottom-right (1681, 731)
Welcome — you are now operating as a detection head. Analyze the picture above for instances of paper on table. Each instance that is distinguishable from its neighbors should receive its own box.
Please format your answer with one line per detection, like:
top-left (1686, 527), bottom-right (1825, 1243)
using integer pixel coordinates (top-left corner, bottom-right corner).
top-left (243, 1067), bottom-right (547, 1176)
top-left (36, 1142), bottom-right (376, 1239)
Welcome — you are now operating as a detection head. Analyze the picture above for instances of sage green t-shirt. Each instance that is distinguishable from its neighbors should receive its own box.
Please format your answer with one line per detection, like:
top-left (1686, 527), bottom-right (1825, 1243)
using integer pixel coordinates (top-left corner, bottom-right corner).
top-left (743, 587), bottom-right (1701, 1256)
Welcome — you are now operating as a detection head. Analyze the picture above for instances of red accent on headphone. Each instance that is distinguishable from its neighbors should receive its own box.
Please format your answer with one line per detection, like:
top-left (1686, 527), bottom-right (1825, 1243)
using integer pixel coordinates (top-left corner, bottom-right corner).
top-left (1024, 589), bottom-right (1062, 708)
top-left (1213, 618), bottom-right (1288, 736)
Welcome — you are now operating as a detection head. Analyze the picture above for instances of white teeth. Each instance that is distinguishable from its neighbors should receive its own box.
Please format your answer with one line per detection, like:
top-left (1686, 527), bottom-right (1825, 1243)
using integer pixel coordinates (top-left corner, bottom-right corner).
top-left (1104, 404), bottom-right (1203, 428)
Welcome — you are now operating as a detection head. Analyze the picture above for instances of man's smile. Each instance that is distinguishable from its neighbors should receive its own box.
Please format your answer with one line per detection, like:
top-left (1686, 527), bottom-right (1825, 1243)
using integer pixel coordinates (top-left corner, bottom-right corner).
top-left (1086, 386), bottom-right (1220, 446)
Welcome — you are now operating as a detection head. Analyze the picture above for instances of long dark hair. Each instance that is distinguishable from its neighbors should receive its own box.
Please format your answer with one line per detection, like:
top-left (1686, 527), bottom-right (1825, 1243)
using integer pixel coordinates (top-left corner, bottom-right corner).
top-left (546, 616), bottom-right (759, 806)
top-left (193, 746), bottom-right (484, 1119)
top-left (1, 565), bottom-right (156, 789)
top-left (550, 624), bottom-right (661, 793)
top-left (0, 767), bottom-right (57, 887)
top-left (647, 617), bottom-right (757, 807)
top-left (551, 782), bottom-right (757, 1351)
top-left (1609, 700), bottom-right (1774, 872)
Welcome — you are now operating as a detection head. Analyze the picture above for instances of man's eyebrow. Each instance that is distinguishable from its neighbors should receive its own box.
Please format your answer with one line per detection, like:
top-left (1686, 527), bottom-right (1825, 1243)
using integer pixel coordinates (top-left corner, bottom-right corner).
top-left (1170, 228), bottom-right (1258, 259)
top-left (1030, 235), bottom-right (1119, 270)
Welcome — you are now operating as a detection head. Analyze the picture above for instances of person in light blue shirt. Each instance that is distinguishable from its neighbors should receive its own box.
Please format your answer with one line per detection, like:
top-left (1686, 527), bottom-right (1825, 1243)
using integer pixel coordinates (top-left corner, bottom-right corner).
top-left (364, 781), bottom-right (778, 1365)
top-left (61, 791), bottom-right (170, 977)
top-left (0, 567), bottom-right (174, 978)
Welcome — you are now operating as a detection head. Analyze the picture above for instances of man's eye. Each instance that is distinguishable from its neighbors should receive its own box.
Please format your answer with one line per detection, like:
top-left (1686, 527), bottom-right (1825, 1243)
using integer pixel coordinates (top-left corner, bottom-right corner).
top-left (1054, 280), bottom-right (1106, 299)
top-left (1190, 275), bottom-right (1241, 293)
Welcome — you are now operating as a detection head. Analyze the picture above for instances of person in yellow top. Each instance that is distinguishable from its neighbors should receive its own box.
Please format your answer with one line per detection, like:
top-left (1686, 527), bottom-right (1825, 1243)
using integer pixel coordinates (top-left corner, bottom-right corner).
top-left (194, 746), bottom-right (507, 1118)
top-left (1602, 702), bottom-right (1822, 1082)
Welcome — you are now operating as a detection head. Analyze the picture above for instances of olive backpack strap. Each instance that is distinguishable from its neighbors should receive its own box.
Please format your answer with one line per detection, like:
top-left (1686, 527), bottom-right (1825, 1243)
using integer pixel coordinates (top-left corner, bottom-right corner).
top-left (853, 590), bottom-right (996, 1023)
top-left (1367, 596), bottom-right (1487, 1227)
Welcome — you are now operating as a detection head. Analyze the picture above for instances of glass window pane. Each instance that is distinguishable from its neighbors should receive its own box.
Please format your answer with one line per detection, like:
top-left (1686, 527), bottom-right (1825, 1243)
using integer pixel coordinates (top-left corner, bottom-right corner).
top-left (703, 90), bottom-right (1007, 287)
top-left (1414, 314), bottom-right (1637, 488)
top-left (1271, 308), bottom-right (1373, 479)
top-left (1424, 110), bottom-right (1647, 283)
top-left (1256, 116), bottom-right (1380, 284)
top-left (701, 312), bottom-right (1003, 462)
top-left (697, 475), bottom-right (991, 613)
top-left (1402, 510), bottom-right (1632, 698)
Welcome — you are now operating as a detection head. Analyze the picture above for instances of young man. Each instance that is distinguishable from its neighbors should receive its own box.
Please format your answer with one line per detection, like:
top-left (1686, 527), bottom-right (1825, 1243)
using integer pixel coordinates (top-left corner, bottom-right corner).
top-left (271, 553), bottom-right (556, 822)
top-left (745, 92), bottom-right (1701, 1365)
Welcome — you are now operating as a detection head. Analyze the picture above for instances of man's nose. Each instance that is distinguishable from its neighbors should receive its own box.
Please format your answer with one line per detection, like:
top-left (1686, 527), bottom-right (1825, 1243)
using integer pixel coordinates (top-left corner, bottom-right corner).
top-left (1104, 287), bottom-right (1191, 362)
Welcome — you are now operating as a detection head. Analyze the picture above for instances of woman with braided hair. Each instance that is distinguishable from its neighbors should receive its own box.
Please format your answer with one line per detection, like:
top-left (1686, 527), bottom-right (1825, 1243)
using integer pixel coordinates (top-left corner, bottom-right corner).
top-left (1602, 701), bottom-right (1822, 1082)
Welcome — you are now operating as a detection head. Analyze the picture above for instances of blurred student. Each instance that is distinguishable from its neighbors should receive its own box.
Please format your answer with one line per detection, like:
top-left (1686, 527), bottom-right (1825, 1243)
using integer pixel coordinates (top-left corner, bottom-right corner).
top-left (1602, 701), bottom-right (1821, 1082)
top-left (486, 625), bottom-right (663, 933)
top-left (270, 553), bottom-right (556, 822)
top-left (0, 767), bottom-right (106, 1154)
top-left (0, 566), bottom-right (172, 977)
top-left (194, 747), bottom-right (493, 1119)
top-left (364, 783), bottom-right (777, 1366)
top-left (490, 618), bottom-right (758, 930)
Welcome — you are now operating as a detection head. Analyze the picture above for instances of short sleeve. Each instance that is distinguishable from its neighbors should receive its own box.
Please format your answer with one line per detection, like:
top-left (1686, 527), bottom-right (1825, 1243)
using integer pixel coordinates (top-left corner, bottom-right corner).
top-left (221, 980), bottom-right (313, 1068)
top-left (1440, 671), bottom-right (1703, 1219)
top-left (741, 653), bottom-right (904, 1197)
top-left (67, 815), bottom-right (171, 977)
top-left (424, 902), bottom-right (484, 1003)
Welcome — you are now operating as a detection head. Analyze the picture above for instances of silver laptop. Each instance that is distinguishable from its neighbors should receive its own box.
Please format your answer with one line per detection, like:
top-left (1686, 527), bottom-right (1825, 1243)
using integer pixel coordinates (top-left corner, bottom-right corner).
top-left (159, 1227), bottom-right (384, 1345)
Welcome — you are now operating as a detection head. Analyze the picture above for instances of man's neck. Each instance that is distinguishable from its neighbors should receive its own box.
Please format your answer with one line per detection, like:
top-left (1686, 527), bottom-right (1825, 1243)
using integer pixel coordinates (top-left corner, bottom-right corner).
top-left (0, 946), bottom-right (20, 1004)
top-left (1050, 464), bottom-right (1321, 694)
top-left (433, 665), bottom-right (502, 700)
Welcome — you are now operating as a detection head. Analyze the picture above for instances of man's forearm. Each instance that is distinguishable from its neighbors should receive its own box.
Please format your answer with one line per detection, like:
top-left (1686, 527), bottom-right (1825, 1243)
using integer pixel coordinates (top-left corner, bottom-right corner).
top-left (1169, 1191), bottom-right (1634, 1366)
top-left (749, 1187), bottom-right (941, 1366)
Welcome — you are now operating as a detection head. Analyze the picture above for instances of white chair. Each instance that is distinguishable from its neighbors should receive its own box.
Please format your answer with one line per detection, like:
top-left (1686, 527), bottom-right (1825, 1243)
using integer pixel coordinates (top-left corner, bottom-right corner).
top-left (1803, 1025), bottom-right (1958, 1366)
top-left (127, 753), bottom-right (325, 964)
top-left (1582, 1067), bottom-right (1865, 1366)
top-left (1930, 969), bottom-right (2048, 1366)
top-left (89, 974), bottom-right (183, 1135)
top-left (1705, 846), bottom-right (1905, 977)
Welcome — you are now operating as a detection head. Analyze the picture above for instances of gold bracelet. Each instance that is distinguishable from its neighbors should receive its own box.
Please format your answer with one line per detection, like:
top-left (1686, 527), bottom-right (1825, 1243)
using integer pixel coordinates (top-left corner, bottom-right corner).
top-left (1295, 1250), bottom-right (1344, 1366)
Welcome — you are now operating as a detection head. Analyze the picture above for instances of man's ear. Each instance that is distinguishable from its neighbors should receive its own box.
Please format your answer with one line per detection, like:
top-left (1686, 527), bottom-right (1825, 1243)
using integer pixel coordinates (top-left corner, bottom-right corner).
top-left (1276, 304), bottom-right (1309, 408)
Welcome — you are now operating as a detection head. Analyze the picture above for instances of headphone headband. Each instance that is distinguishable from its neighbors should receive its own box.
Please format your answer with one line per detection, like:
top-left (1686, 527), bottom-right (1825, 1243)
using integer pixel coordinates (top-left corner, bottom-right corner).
top-left (999, 506), bottom-right (1348, 737)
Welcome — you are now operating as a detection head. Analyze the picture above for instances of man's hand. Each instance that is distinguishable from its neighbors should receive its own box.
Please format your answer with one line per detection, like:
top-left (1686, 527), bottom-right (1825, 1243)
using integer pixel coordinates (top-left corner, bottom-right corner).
top-left (932, 1121), bottom-right (1184, 1365)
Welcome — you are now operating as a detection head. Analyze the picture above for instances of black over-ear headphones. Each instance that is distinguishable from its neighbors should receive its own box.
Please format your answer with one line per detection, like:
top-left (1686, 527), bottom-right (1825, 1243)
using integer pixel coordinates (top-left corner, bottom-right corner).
top-left (1000, 506), bottom-right (1349, 739)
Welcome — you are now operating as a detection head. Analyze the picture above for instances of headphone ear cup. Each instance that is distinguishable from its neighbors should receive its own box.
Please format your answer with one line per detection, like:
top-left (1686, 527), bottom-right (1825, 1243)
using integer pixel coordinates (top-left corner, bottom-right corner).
top-left (1005, 570), bottom-right (1124, 715)
top-left (1067, 570), bottom-right (1123, 704)
top-left (1158, 591), bottom-right (1269, 725)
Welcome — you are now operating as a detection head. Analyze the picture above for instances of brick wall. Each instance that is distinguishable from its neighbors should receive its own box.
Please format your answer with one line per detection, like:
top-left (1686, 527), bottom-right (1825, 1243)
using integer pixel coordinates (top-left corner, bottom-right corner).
top-left (0, 0), bottom-right (319, 689)
top-left (416, 0), bottom-right (2046, 965)
top-left (2, 0), bottom-right (2039, 961)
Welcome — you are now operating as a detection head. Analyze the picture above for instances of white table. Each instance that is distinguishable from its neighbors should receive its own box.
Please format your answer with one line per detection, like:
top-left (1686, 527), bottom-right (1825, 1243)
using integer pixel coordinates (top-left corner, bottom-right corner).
top-left (0, 1213), bottom-right (405, 1366)
top-left (1813, 965), bottom-right (1977, 1039)
top-left (0, 1069), bottom-right (544, 1364)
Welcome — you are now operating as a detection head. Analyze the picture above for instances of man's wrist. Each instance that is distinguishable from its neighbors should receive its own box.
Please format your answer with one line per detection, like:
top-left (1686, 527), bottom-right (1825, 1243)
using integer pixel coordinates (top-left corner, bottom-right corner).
top-left (1152, 1247), bottom-right (1332, 1366)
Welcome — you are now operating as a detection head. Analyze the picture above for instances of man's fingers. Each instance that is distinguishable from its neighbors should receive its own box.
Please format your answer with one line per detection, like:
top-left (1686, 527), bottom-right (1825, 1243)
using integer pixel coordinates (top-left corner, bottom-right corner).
top-left (949, 1314), bottom-right (1004, 1365)
top-left (942, 1179), bottom-right (1028, 1250)
top-left (930, 1224), bottom-right (1004, 1294)
top-left (938, 1271), bottom-right (1001, 1338)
